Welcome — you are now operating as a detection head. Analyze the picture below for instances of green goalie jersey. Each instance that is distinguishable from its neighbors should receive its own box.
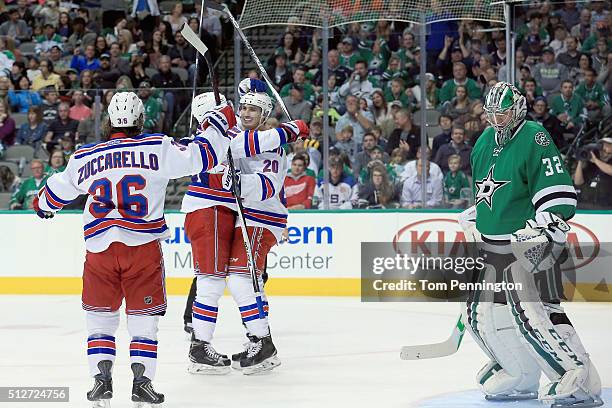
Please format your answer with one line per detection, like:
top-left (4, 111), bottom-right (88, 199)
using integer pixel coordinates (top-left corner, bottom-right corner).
top-left (471, 120), bottom-right (577, 239)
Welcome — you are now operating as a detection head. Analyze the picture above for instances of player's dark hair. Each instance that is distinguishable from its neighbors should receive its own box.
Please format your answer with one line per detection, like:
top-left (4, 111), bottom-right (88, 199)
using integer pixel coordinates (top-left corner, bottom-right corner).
top-left (101, 116), bottom-right (144, 141)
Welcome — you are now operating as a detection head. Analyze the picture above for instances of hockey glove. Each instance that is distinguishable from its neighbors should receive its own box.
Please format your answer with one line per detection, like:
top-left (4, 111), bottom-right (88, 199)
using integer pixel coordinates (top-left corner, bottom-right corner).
top-left (248, 79), bottom-right (267, 93)
top-left (33, 196), bottom-right (54, 219)
top-left (458, 205), bottom-right (480, 243)
top-left (511, 213), bottom-right (569, 273)
top-left (238, 78), bottom-right (268, 96)
top-left (525, 212), bottom-right (570, 245)
top-left (201, 104), bottom-right (237, 136)
top-left (221, 163), bottom-right (241, 194)
top-left (280, 120), bottom-right (310, 143)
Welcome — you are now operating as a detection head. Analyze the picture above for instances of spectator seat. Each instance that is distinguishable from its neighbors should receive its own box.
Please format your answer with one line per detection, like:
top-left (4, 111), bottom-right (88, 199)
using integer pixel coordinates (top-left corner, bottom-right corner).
top-left (426, 125), bottom-right (441, 138)
top-left (0, 192), bottom-right (11, 209)
top-left (171, 67), bottom-right (189, 84)
top-left (3, 145), bottom-right (35, 162)
top-left (145, 67), bottom-right (159, 79)
top-left (34, 146), bottom-right (49, 161)
top-left (413, 110), bottom-right (441, 126)
top-left (546, 92), bottom-right (560, 106)
top-left (159, 1), bottom-right (176, 14)
top-left (82, 32), bottom-right (98, 48)
top-left (18, 42), bottom-right (36, 56)
top-left (0, 161), bottom-right (19, 179)
top-left (12, 113), bottom-right (28, 128)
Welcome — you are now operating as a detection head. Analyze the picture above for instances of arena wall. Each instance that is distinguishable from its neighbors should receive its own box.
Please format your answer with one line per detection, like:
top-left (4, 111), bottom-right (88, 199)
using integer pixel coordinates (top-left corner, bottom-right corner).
top-left (0, 210), bottom-right (610, 299)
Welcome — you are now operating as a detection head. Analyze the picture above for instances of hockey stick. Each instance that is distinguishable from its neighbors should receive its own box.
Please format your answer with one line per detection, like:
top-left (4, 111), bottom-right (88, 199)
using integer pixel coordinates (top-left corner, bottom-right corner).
top-left (400, 313), bottom-right (465, 360)
top-left (203, 1), bottom-right (292, 121)
top-left (180, 23), bottom-right (266, 319)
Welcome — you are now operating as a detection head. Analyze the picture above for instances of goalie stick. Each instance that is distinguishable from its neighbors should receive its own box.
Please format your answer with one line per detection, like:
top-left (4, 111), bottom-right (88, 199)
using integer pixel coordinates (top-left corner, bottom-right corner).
top-left (180, 23), bottom-right (266, 319)
top-left (400, 313), bottom-right (465, 360)
top-left (203, 1), bottom-right (292, 121)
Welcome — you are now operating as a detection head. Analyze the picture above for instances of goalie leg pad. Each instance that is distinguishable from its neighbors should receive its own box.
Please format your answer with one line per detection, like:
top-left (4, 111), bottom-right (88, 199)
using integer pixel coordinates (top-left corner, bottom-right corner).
top-left (504, 263), bottom-right (602, 404)
top-left (475, 303), bottom-right (541, 397)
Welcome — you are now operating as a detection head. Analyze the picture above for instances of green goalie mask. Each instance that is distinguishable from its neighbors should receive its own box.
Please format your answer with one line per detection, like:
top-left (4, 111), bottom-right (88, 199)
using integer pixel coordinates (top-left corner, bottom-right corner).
top-left (484, 82), bottom-right (527, 146)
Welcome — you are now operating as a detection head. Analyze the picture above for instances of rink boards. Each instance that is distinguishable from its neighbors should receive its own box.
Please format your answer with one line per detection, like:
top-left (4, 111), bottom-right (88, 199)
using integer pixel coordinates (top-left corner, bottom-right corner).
top-left (1, 209), bottom-right (611, 298)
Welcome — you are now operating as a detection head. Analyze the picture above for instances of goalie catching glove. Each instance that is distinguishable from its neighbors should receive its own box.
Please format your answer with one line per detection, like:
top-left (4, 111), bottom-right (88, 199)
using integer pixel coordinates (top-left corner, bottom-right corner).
top-left (511, 212), bottom-right (570, 273)
top-left (280, 120), bottom-right (309, 143)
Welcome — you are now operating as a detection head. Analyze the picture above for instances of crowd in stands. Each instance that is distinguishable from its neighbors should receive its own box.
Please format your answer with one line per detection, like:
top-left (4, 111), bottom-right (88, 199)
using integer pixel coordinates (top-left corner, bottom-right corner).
top-left (0, 0), bottom-right (231, 209)
top-left (275, 1), bottom-right (611, 210)
top-left (0, 0), bottom-right (610, 211)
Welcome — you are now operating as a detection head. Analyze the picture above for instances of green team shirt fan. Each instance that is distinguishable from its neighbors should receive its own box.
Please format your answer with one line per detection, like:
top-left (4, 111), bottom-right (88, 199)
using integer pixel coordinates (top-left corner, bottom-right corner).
top-left (472, 83), bottom-right (577, 239)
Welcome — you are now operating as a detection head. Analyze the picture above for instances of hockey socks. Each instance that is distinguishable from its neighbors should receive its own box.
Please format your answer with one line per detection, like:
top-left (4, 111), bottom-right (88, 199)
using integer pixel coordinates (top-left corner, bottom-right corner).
top-left (86, 311), bottom-right (120, 378)
top-left (227, 274), bottom-right (270, 338)
top-left (193, 276), bottom-right (226, 342)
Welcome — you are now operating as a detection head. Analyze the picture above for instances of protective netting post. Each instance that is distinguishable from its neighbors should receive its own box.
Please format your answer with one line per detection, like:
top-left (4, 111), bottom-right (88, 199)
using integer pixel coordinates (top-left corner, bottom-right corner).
top-left (234, 30), bottom-right (241, 108)
top-left (322, 16), bottom-right (330, 210)
top-left (94, 92), bottom-right (101, 141)
top-left (504, 1), bottom-right (512, 83)
top-left (419, 11), bottom-right (428, 208)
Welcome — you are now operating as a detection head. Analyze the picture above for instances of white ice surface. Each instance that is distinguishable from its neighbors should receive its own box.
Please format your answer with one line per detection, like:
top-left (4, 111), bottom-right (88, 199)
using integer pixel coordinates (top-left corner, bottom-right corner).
top-left (0, 296), bottom-right (610, 408)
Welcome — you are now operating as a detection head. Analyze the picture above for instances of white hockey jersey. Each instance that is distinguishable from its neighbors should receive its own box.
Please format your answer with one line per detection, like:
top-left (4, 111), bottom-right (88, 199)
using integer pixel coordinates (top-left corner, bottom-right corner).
top-left (236, 146), bottom-right (288, 242)
top-left (314, 181), bottom-right (355, 209)
top-left (38, 130), bottom-right (230, 253)
top-left (181, 126), bottom-right (290, 240)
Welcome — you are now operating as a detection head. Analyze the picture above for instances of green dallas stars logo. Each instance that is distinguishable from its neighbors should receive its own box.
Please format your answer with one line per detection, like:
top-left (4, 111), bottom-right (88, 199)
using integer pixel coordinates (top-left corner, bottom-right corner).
top-left (474, 166), bottom-right (510, 209)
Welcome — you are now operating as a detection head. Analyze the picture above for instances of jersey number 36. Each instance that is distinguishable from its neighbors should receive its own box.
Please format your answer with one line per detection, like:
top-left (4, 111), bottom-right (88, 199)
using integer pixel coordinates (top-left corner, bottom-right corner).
top-left (88, 175), bottom-right (148, 218)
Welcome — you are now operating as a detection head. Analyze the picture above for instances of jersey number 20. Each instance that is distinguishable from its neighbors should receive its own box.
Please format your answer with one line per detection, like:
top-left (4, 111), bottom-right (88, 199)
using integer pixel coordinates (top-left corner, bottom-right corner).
top-left (88, 175), bottom-right (148, 218)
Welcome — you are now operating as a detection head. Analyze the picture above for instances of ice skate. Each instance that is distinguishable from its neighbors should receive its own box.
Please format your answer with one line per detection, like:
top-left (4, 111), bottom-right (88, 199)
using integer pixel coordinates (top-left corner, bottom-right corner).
top-left (188, 339), bottom-right (231, 374)
top-left (239, 335), bottom-right (281, 375)
top-left (131, 363), bottom-right (164, 408)
top-left (541, 366), bottom-right (604, 408)
top-left (87, 360), bottom-right (113, 408)
top-left (231, 334), bottom-right (258, 370)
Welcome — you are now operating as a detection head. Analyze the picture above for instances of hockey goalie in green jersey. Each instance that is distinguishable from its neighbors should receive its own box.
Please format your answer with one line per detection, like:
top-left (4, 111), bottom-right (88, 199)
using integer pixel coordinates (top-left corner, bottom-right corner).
top-left (459, 82), bottom-right (603, 408)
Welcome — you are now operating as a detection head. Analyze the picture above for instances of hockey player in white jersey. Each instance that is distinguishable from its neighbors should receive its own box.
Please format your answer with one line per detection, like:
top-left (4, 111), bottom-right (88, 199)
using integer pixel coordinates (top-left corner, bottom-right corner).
top-left (34, 91), bottom-right (236, 407)
top-left (182, 79), bottom-right (309, 375)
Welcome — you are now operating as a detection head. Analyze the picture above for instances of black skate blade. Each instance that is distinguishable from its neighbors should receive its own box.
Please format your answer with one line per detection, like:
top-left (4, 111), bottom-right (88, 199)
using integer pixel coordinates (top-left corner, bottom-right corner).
top-left (243, 356), bottom-right (281, 376)
top-left (485, 391), bottom-right (538, 401)
top-left (188, 363), bottom-right (231, 375)
top-left (550, 397), bottom-right (604, 408)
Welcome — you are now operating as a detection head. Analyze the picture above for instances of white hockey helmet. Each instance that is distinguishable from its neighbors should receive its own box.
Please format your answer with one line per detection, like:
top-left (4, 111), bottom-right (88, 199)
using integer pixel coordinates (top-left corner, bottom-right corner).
top-left (108, 91), bottom-right (144, 128)
top-left (192, 92), bottom-right (227, 124)
top-left (239, 91), bottom-right (273, 125)
top-left (484, 82), bottom-right (527, 145)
